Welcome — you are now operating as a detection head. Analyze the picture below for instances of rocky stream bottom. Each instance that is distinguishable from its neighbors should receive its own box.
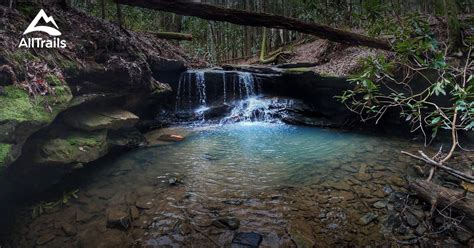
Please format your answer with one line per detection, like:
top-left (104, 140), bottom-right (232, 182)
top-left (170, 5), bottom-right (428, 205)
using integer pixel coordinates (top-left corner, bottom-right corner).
top-left (5, 123), bottom-right (472, 247)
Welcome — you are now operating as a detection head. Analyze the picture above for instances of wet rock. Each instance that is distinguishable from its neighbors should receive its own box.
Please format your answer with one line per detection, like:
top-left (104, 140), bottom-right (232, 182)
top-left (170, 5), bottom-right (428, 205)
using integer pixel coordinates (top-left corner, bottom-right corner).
top-left (63, 108), bottom-right (139, 131)
top-left (373, 189), bottom-right (389, 198)
top-left (106, 209), bottom-right (130, 230)
top-left (329, 181), bottom-right (351, 191)
top-left (289, 224), bottom-right (316, 247)
top-left (390, 176), bottom-right (406, 187)
top-left (232, 232), bottom-right (263, 248)
top-left (61, 223), bottom-right (77, 236)
top-left (168, 177), bottom-right (178, 185)
top-left (201, 104), bottom-right (232, 119)
top-left (130, 206), bottom-right (140, 220)
top-left (76, 209), bottom-right (94, 223)
top-left (373, 201), bottom-right (387, 209)
top-left (415, 225), bottom-right (427, 236)
top-left (222, 199), bottom-right (243, 205)
top-left (359, 212), bottom-right (378, 225)
top-left (158, 134), bottom-right (185, 142)
top-left (356, 164), bottom-right (371, 181)
top-left (36, 233), bottom-right (55, 245)
top-left (397, 224), bottom-right (409, 235)
top-left (136, 198), bottom-right (154, 209)
top-left (386, 213), bottom-right (402, 229)
top-left (383, 185), bottom-right (393, 194)
top-left (213, 217), bottom-right (240, 230)
top-left (403, 212), bottom-right (419, 227)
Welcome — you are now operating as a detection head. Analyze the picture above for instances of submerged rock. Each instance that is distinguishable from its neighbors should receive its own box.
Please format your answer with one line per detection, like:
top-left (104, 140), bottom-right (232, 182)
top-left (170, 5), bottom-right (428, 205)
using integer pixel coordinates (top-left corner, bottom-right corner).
top-left (106, 209), bottom-right (130, 230)
top-left (136, 198), bottom-right (154, 209)
top-left (232, 232), bottom-right (263, 248)
top-left (415, 225), bottom-right (427, 236)
top-left (213, 217), bottom-right (240, 230)
top-left (373, 201), bottom-right (387, 209)
top-left (403, 212), bottom-right (419, 227)
top-left (359, 212), bottom-right (378, 225)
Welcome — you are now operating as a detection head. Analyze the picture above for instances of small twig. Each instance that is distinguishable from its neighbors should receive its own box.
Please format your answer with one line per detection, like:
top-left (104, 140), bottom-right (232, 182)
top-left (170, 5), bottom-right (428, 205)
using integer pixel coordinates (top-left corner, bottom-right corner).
top-left (401, 151), bottom-right (474, 183)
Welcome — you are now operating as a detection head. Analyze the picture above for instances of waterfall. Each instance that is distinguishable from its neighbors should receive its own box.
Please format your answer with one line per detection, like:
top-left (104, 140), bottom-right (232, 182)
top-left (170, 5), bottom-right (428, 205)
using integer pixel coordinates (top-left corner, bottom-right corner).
top-left (222, 97), bottom-right (277, 123)
top-left (175, 70), bottom-right (258, 113)
top-left (174, 69), bottom-right (285, 124)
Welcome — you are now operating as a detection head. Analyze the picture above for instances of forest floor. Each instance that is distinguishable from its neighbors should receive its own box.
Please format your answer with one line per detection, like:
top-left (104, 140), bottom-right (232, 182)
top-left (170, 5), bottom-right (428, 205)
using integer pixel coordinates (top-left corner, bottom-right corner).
top-left (240, 38), bottom-right (390, 77)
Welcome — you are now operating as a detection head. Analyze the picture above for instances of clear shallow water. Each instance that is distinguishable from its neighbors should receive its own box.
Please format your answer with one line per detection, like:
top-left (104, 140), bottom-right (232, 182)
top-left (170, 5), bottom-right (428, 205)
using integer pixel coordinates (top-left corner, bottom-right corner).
top-left (10, 123), bottom-right (423, 247)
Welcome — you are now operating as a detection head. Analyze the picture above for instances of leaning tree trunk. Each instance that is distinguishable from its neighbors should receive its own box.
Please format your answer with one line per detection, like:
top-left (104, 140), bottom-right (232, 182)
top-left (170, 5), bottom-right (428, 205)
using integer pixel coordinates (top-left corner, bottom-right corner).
top-left (114, 0), bottom-right (392, 51)
top-left (409, 179), bottom-right (474, 221)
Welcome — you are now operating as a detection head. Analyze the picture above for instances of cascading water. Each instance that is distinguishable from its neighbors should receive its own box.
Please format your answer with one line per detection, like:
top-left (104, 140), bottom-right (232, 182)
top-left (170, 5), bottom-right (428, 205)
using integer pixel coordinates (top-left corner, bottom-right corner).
top-left (175, 69), bottom-right (280, 123)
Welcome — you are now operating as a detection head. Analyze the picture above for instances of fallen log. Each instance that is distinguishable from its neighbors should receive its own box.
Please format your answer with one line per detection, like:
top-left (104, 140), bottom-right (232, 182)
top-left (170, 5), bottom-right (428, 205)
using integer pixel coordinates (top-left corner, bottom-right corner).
top-left (147, 31), bottom-right (193, 41)
top-left (409, 179), bottom-right (474, 221)
top-left (114, 0), bottom-right (392, 51)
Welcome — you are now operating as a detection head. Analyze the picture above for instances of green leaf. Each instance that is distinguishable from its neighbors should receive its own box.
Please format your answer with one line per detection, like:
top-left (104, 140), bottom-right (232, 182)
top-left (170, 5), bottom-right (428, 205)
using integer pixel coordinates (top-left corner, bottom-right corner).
top-left (431, 116), bottom-right (441, 125)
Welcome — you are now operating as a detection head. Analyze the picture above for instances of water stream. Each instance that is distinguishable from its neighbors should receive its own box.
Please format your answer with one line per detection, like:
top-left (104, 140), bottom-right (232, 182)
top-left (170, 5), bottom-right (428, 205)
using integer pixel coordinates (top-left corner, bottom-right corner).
top-left (6, 70), bottom-right (439, 247)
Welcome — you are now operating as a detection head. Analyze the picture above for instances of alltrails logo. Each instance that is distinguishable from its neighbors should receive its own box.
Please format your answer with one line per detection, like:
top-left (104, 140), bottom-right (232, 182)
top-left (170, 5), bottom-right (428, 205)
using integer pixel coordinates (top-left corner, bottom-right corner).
top-left (18, 9), bottom-right (67, 48)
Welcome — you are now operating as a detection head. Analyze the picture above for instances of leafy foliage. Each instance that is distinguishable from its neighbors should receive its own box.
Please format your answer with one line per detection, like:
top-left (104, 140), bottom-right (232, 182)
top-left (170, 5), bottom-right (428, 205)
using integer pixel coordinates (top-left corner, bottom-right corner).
top-left (338, 15), bottom-right (473, 146)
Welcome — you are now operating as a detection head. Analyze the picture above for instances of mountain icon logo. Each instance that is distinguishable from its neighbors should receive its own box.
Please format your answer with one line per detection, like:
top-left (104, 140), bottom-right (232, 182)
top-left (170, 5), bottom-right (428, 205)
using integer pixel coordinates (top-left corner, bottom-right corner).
top-left (23, 9), bottom-right (61, 36)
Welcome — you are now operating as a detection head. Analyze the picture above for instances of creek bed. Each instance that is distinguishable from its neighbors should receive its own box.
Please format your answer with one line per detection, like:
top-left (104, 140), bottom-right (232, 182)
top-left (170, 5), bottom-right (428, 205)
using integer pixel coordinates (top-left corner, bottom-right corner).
top-left (9, 122), bottom-right (434, 247)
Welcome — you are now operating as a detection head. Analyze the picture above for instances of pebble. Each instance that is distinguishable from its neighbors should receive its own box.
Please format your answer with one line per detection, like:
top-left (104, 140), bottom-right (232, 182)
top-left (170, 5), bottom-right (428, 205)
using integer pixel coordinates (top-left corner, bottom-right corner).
top-left (222, 199), bottom-right (243, 205)
top-left (136, 198), bottom-right (154, 209)
top-left (404, 212), bottom-right (419, 227)
top-left (373, 201), bottom-right (387, 209)
top-left (213, 217), bottom-right (240, 230)
top-left (359, 212), bottom-right (378, 225)
top-left (415, 225), bottom-right (427, 236)
top-left (232, 232), bottom-right (263, 248)
top-left (106, 209), bottom-right (130, 230)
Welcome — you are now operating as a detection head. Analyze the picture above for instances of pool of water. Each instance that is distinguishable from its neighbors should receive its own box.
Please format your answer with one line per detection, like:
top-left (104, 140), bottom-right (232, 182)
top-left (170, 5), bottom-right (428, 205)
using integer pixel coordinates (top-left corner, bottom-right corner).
top-left (9, 122), bottom-right (424, 247)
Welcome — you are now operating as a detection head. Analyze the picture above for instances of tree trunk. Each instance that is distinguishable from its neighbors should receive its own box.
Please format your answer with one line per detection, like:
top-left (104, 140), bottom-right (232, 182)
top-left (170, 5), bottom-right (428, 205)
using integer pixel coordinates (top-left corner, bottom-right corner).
top-left (147, 31), bottom-right (193, 41)
top-left (409, 179), bottom-right (474, 221)
top-left (116, 3), bottom-right (123, 28)
top-left (101, 0), bottom-right (106, 19)
top-left (443, 0), bottom-right (461, 51)
top-left (114, 0), bottom-right (392, 51)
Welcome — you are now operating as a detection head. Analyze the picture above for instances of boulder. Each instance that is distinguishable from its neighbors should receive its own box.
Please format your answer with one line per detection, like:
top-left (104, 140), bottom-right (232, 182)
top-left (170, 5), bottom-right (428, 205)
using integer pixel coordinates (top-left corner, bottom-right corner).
top-left (0, 86), bottom-right (72, 169)
top-left (63, 109), bottom-right (139, 131)
top-left (33, 130), bottom-right (108, 165)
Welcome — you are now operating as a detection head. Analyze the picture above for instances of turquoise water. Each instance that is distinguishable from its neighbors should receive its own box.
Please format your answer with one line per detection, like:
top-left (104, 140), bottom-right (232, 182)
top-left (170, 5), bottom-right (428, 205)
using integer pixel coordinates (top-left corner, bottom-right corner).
top-left (132, 122), bottom-right (413, 191)
top-left (11, 123), bottom-right (422, 247)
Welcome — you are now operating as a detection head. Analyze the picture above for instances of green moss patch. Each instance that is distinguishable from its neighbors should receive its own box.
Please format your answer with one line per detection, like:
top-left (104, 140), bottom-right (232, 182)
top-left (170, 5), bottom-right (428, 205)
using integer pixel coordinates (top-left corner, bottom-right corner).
top-left (35, 130), bottom-right (108, 165)
top-left (0, 85), bottom-right (72, 123)
top-left (282, 67), bottom-right (313, 74)
top-left (0, 143), bottom-right (12, 166)
top-left (0, 86), bottom-right (51, 123)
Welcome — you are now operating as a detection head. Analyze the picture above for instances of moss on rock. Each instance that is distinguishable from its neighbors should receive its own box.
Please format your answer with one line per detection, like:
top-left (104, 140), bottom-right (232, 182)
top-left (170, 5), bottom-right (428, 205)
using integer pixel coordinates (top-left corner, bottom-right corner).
top-left (0, 86), bottom-right (51, 123)
top-left (0, 143), bottom-right (12, 167)
top-left (34, 130), bottom-right (108, 165)
top-left (281, 67), bottom-right (313, 75)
